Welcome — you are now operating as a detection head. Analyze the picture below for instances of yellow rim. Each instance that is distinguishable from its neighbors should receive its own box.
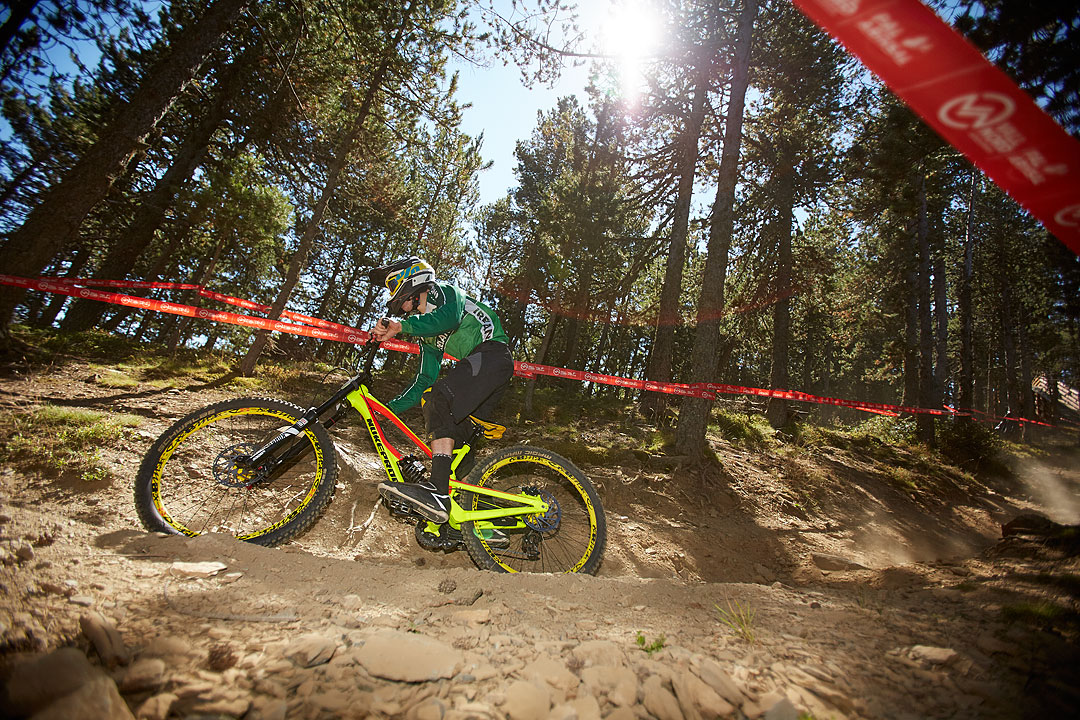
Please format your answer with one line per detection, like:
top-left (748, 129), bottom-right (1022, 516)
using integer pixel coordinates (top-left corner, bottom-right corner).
top-left (151, 406), bottom-right (325, 539)
top-left (475, 453), bottom-right (598, 573)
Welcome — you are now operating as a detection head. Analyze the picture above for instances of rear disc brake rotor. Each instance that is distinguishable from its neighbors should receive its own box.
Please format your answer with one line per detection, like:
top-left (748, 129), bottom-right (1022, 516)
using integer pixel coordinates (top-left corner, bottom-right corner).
top-left (524, 488), bottom-right (561, 534)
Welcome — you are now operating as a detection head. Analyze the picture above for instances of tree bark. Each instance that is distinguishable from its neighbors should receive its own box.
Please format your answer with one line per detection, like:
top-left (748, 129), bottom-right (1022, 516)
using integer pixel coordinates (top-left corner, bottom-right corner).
top-left (0, 0), bottom-right (251, 338)
top-left (524, 311), bottom-right (559, 415)
top-left (766, 143), bottom-right (797, 429)
top-left (166, 234), bottom-right (228, 352)
top-left (640, 71), bottom-right (709, 421)
top-left (916, 175), bottom-right (936, 445)
top-left (1017, 314), bottom-right (1035, 440)
top-left (902, 219), bottom-right (920, 410)
top-left (958, 172), bottom-right (977, 425)
top-left (1001, 293), bottom-right (1020, 420)
top-left (675, 0), bottom-right (757, 456)
top-left (562, 258), bottom-right (594, 370)
top-left (933, 232), bottom-right (949, 405)
top-left (0, 0), bottom-right (39, 60)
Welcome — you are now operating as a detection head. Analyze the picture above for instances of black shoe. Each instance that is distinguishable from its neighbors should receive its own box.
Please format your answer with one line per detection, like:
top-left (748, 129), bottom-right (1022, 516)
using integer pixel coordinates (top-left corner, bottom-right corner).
top-left (379, 481), bottom-right (450, 523)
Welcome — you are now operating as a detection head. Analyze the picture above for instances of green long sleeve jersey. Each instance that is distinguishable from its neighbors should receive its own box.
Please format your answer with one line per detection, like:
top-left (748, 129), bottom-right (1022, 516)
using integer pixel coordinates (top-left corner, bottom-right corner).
top-left (386, 281), bottom-right (508, 415)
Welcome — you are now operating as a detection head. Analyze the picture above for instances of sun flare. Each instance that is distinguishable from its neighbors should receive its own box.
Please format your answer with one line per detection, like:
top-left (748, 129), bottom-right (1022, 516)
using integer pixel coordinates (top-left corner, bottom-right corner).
top-left (600, 1), bottom-right (663, 104)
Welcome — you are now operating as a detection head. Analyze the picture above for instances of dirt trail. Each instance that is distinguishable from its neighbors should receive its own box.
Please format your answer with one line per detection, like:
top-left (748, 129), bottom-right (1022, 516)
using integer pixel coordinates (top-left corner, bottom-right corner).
top-left (1, 357), bottom-right (1079, 719)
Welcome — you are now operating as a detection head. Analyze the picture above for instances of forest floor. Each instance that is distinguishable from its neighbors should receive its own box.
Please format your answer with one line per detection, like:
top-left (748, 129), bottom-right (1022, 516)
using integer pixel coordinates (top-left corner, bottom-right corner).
top-left (0, 333), bottom-right (1079, 720)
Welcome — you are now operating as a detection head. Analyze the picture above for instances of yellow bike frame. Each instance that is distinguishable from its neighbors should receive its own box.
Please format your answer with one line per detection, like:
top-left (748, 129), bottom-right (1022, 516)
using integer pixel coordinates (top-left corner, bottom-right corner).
top-left (345, 382), bottom-right (549, 531)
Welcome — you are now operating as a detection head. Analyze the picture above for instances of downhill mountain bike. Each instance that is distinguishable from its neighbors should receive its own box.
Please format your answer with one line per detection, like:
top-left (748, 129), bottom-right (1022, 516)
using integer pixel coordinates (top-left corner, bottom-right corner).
top-left (134, 333), bottom-right (607, 574)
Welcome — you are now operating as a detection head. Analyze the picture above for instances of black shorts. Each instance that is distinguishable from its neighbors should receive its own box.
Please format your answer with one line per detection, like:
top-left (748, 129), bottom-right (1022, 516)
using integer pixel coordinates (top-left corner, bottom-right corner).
top-left (424, 341), bottom-right (514, 445)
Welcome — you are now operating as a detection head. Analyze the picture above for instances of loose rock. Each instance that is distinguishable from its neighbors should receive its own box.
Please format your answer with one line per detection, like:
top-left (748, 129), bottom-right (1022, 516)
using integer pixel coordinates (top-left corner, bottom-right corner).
top-left (168, 560), bottom-right (227, 578)
top-left (284, 633), bottom-right (338, 668)
top-left (30, 674), bottom-right (135, 720)
top-left (642, 675), bottom-right (683, 720)
top-left (354, 630), bottom-right (462, 682)
top-left (80, 611), bottom-right (130, 667)
top-left (811, 552), bottom-right (868, 571)
top-left (4, 647), bottom-right (101, 716)
top-left (503, 679), bottom-right (551, 720)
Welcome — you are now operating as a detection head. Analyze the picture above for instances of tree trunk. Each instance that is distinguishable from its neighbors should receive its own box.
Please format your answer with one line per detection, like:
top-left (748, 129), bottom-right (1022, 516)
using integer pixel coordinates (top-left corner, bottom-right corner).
top-left (238, 4), bottom-right (411, 376)
top-left (167, 234), bottom-right (228, 352)
top-left (766, 143), bottom-right (796, 430)
top-left (0, 0), bottom-right (251, 338)
top-left (933, 234), bottom-right (949, 405)
top-left (62, 43), bottom-right (254, 331)
top-left (958, 173), bottom-right (977, 424)
top-left (1017, 316), bottom-right (1035, 440)
top-left (563, 258), bottom-right (595, 371)
top-left (0, 0), bottom-right (39, 61)
top-left (1001, 295), bottom-right (1020, 421)
top-left (589, 308), bottom-right (615, 375)
top-left (997, 222), bottom-right (1021, 426)
top-left (675, 0), bottom-right (757, 456)
top-left (916, 175), bottom-right (936, 445)
top-left (640, 71), bottom-right (710, 421)
top-left (31, 249), bottom-right (89, 327)
top-left (820, 337), bottom-right (835, 423)
top-left (902, 221), bottom-right (920, 409)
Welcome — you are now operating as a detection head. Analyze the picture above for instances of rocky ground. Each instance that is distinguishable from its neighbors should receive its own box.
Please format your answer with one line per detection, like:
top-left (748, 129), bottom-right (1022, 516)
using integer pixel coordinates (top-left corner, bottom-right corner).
top-left (1, 347), bottom-right (1079, 720)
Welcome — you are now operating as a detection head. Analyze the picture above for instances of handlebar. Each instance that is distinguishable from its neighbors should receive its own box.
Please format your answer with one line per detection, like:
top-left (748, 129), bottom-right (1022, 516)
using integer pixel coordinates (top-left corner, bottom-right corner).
top-left (355, 318), bottom-right (391, 379)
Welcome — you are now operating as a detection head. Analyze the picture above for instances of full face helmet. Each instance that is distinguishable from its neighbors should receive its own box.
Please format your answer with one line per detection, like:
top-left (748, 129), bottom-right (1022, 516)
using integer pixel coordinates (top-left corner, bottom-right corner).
top-left (369, 256), bottom-right (435, 315)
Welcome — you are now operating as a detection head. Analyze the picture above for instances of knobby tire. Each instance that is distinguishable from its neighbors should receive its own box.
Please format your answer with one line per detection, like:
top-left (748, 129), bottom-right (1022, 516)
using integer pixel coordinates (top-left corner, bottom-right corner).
top-left (134, 397), bottom-right (338, 546)
top-left (460, 445), bottom-right (606, 574)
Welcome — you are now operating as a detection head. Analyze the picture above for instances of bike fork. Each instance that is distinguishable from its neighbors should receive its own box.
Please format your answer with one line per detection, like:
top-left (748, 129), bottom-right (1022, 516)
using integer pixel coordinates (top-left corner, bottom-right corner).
top-left (243, 378), bottom-right (360, 472)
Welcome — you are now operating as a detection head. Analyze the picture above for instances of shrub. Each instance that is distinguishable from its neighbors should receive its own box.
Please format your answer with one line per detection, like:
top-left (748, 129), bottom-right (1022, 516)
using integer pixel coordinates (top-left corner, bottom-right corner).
top-left (850, 415), bottom-right (917, 446)
top-left (938, 419), bottom-right (1006, 473)
top-left (0, 405), bottom-right (141, 482)
top-left (710, 409), bottom-right (774, 447)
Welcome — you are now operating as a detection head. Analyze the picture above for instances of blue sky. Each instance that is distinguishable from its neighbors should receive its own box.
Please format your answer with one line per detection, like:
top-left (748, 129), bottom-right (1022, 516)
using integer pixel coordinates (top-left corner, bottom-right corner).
top-left (2, 0), bottom-right (644, 209)
top-left (449, 0), bottom-right (659, 207)
top-left (451, 54), bottom-right (592, 207)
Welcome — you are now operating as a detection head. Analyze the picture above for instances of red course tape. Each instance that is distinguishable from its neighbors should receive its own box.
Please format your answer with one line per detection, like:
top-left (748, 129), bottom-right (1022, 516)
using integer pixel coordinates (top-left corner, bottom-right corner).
top-left (0, 271), bottom-right (1064, 430)
top-left (791, 0), bottom-right (1080, 255)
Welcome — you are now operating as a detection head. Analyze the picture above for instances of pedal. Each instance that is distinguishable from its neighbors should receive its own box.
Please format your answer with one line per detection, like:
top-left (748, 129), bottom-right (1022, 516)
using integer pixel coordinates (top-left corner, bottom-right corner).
top-left (380, 490), bottom-right (421, 522)
top-left (416, 521), bottom-right (464, 552)
top-left (379, 484), bottom-right (448, 524)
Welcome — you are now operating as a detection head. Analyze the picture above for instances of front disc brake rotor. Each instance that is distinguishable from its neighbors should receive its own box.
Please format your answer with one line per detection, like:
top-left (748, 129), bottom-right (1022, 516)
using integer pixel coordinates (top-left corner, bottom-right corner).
top-left (213, 442), bottom-right (260, 487)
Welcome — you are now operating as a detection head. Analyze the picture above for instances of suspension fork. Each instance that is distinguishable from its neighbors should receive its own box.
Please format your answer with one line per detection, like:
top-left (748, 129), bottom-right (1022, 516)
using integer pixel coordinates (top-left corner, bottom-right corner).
top-left (239, 376), bottom-right (362, 473)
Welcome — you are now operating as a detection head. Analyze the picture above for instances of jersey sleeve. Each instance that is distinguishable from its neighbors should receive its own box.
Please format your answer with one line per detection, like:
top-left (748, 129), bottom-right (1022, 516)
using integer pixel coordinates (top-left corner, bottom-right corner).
top-left (400, 283), bottom-right (466, 337)
top-left (386, 342), bottom-right (442, 415)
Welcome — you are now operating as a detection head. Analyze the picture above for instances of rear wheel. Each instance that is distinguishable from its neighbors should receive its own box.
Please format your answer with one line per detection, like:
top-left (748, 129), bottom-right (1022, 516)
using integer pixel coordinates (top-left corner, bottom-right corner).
top-left (134, 397), bottom-right (337, 546)
top-left (459, 445), bottom-right (605, 574)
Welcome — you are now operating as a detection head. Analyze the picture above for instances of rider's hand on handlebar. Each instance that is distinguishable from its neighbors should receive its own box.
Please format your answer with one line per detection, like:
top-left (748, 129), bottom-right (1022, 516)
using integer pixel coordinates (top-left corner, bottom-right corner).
top-left (371, 317), bottom-right (401, 342)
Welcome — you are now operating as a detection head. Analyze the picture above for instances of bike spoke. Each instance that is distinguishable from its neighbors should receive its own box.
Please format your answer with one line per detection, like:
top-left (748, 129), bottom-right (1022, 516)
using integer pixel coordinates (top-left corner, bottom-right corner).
top-left (154, 411), bottom-right (323, 538)
top-left (466, 458), bottom-right (598, 574)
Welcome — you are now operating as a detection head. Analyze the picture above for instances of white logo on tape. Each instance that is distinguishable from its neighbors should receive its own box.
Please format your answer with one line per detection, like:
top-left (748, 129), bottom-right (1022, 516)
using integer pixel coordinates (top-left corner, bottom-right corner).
top-left (1054, 205), bottom-right (1080, 228)
top-left (939, 92), bottom-right (1015, 129)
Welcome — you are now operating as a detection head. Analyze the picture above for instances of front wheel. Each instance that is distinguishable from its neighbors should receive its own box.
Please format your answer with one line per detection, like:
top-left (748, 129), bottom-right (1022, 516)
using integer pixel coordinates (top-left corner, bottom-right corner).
top-left (459, 445), bottom-right (606, 574)
top-left (134, 397), bottom-right (338, 546)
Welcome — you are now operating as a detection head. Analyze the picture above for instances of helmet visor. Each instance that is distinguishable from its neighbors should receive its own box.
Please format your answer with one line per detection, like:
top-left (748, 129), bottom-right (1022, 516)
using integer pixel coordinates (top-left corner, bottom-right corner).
top-left (386, 265), bottom-right (421, 299)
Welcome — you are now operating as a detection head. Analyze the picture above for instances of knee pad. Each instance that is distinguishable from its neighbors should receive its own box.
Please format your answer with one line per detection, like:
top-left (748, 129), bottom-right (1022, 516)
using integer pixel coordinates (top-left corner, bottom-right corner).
top-left (423, 386), bottom-right (456, 441)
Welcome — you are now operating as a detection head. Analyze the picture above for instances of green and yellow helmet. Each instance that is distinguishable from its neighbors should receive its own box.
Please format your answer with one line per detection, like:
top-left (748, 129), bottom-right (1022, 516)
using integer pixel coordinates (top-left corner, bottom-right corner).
top-left (369, 256), bottom-right (435, 315)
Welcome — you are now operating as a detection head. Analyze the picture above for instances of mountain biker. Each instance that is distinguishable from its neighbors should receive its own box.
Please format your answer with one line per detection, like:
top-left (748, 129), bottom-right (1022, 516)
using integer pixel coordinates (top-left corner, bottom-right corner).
top-left (368, 257), bottom-right (514, 523)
